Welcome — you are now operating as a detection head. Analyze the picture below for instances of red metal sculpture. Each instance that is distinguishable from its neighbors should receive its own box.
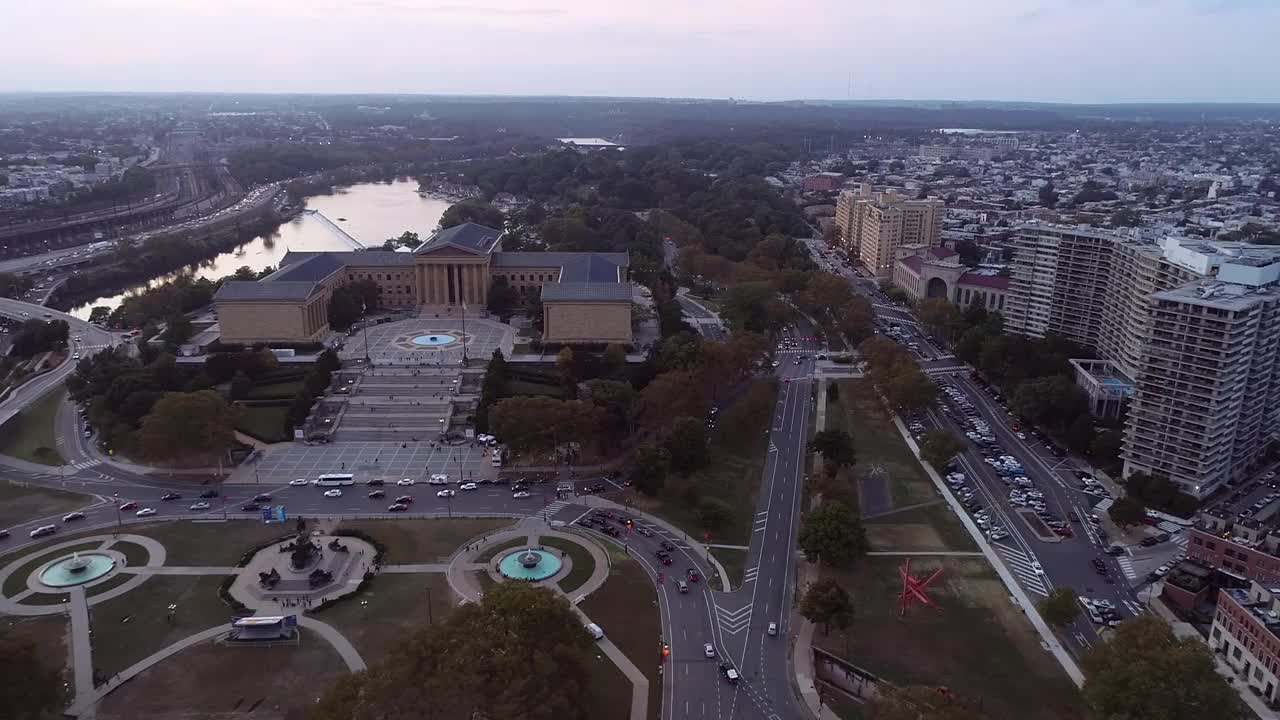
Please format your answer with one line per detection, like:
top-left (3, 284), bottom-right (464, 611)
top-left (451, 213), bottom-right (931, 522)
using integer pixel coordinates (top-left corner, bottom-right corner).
top-left (898, 558), bottom-right (945, 618)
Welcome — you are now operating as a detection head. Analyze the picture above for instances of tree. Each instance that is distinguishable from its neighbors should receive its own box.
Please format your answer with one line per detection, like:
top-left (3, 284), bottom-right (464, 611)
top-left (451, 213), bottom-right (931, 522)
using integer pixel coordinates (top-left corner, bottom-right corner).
top-left (1108, 495), bottom-right (1147, 527)
top-left (440, 199), bottom-right (505, 230)
top-left (138, 390), bottom-right (238, 460)
top-left (1082, 615), bottom-right (1245, 720)
top-left (1038, 182), bottom-right (1060, 208)
top-left (638, 369), bottom-right (711, 430)
top-left (1090, 429), bottom-right (1124, 471)
top-left (1037, 587), bottom-right (1080, 627)
top-left (867, 685), bottom-right (990, 720)
top-left (601, 343), bottom-right (627, 377)
top-left (326, 285), bottom-right (364, 331)
top-left (1010, 375), bottom-right (1089, 435)
top-left (919, 430), bottom-right (964, 470)
top-left (697, 497), bottom-right (734, 532)
top-left (0, 627), bottom-right (61, 720)
top-left (0, 272), bottom-right (31, 299)
top-left (486, 276), bottom-right (519, 317)
top-left (835, 297), bottom-right (875, 344)
top-left (87, 306), bottom-right (112, 325)
top-left (310, 583), bottom-right (595, 720)
top-left (664, 416), bottom-right (710, 474)
top-left (229, 371), bottom-right (253, 400)
top-left (797, 500), bottom-right (867, 567)
top-left (631, 444), bottom-right (670, 496)
top-left (808, 429), bottom-right (855, 476)
top-left (916, 297), bottom-right (965, 344)
top-left (162, 314), bottom-right (192, 346)
top-left (880, 365), bottom-right (938, 413)
top-left (799, 578), bottom-right (853, 635)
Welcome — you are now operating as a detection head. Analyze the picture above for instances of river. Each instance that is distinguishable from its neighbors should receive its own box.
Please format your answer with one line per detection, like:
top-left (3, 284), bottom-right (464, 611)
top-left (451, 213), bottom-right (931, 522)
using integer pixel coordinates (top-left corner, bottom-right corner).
top-left (68, 180), bottom-right (451, 319)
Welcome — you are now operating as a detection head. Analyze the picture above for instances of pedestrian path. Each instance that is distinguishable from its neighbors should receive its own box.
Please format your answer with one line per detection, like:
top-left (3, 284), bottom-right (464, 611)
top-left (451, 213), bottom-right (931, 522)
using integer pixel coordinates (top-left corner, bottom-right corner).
top-left (540, 500), bottom-right (570, 519)
top-left (1172, 534), bottom-right (1189, 550)
top-left (995, 545), bottom-right (1050, 597)
top-left (1116, 555), bottom-right (1138, 580)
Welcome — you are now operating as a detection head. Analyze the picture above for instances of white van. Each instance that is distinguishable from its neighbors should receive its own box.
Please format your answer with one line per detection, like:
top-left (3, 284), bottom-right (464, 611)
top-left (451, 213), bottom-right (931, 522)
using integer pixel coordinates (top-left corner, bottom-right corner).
top-left (584, 623), bottom-right (604, 640)
top-left (30, 525), bottom-right (56, 538)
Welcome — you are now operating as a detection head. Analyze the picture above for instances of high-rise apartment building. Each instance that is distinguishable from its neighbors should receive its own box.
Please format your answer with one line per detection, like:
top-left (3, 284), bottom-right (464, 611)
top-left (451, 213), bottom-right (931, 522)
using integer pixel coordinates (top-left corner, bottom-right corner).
top-left (1006, 222), bottom-right (1280, 498)
top-left (832, 184), bottom-right (943, 277)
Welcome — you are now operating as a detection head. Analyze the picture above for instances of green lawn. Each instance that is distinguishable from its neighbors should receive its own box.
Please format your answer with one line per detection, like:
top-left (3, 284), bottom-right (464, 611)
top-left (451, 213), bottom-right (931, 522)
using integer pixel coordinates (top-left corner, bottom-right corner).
top-left (0, 388), bottom-right (65, 465)
top-left (539, 536), bottom-right (596, 595)
top-left (830, 379), bottom-right (937, 508)
top-left (863, 504), bottom-right (975, 552)
top-left (317, 572), bottom-right (452, 662)
top-left (245, 381), bottom-right (304, 400)
top-left (815, 556), bottom-right (1082, 720)
top-left (124, 521), bottom-right (295, 566)
top-left (475, 537), bottom-right (525, 563)
top-left (0, 481), bottom-right (90, 531)
top-left (622, 381), bottom-right (778, 545)
top-left (234, 404), bottom-right (290, 443)
top-left (710, 547), bottom-right (747, 589)
top-left (2, 615), bottom-right (73, 709)
top-left (335, 518), bottom-right (515, 564)
top-left (90, 574), bottom-right (234, 681)
top-left (578, 554), bottom-right (661, 720)
top-left (586, 647), bottom-right (637, 720)
top-left (109, 539), bottom-right (151, 568)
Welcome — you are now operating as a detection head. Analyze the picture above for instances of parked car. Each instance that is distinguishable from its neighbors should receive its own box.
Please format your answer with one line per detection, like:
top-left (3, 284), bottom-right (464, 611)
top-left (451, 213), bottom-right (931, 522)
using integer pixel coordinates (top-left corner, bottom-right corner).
top-left (460, 483), bottom-right (478, 491)
top-left (289, 478), bottom-right (309, 486)
top-left (397, 478), bottom-right (415, 486)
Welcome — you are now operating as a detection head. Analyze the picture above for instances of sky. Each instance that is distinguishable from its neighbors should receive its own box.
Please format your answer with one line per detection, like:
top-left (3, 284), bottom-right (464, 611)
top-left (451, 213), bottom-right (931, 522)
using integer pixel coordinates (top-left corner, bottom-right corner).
top-left (4, 0), bottom-right (1279, 103)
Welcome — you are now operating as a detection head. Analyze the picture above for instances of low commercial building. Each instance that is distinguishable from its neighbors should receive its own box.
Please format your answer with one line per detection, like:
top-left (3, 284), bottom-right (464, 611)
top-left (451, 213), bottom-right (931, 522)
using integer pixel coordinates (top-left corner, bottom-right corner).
top-left (1210, 583), bottom-right (1280, 704)
top-left (891, 246), bottom-right (1010, 311)
top-left (803, 172), bottom-right (845, 192)
top-left (214, 223), bottom-right (633, 346)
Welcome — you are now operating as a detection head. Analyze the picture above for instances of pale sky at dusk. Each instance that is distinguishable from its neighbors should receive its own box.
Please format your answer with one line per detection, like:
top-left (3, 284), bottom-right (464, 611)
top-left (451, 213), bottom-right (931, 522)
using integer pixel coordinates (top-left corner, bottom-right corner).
top-left (5, 0), bottom-right (1278, 103)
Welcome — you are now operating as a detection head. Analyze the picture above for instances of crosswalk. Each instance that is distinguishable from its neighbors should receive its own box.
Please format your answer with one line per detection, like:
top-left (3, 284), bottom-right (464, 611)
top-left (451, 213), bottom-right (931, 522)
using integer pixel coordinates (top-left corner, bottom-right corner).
top-left (995, 545), bottom-right (1050, 596)
top-left (541, 500), bottom-right (569, 517)
top-left (714, 601), bottom-right (753, 635)
top-left (1116, 555), bottom-right (1138, 580)
top-left (753, 511), bottom-right (768, 534)
top-left (1172, 534), bottom-right (1189, 550)
top-left (70, 459), bottom-right (101, 471)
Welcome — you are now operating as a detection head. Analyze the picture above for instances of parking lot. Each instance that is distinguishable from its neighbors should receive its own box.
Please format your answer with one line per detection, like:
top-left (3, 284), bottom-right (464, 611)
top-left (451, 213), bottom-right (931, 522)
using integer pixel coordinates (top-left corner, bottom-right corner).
top-left (232, 440), bottom-right (489, 485)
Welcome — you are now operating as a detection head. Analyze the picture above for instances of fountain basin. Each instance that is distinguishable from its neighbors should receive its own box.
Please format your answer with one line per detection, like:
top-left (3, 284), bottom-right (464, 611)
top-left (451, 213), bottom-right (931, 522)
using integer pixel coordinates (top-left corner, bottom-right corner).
top-left (410, 333), bottom-right (459, 347)
top-left (497, 549), bottom-right (562, 581)
top-left (38, 553), bottom-right (117, 588)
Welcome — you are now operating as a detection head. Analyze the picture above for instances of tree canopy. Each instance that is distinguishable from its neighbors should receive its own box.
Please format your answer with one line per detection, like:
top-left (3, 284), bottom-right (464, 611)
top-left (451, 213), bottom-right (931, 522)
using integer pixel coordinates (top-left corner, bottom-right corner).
top-left (919, 430), bottom-right (964, 470)
top-left (800, 578), bottom-right (853, 636)
top-left (1082, 615), bottom-right (1245, 720)
top-left (440, 199), bottom-right (505, 230)
top-left (809, 429), bottom-right (856, 476)
top-left (1037, 587), bottom-right (1080, 628)
top-left (798, 500), bottom-right (867, 567)
top-left (138, 390), bottom-right (239, 460)
top-left (310, 582), bottom-right (596, 720)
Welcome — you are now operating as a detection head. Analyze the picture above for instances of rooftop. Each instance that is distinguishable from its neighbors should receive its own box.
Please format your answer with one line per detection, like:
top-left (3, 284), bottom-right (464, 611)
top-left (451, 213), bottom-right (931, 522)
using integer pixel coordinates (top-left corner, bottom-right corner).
top-left (414, 223), bottom-right (503, 256)
top-left (214, 281), bottom-right (321, 302)
top-left (541, 282), bottom-right (633, 303)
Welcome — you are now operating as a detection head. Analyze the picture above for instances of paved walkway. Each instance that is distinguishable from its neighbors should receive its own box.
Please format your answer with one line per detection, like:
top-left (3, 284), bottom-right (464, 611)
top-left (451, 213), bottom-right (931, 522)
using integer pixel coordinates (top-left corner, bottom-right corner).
top-left (68, 586), bottom-right (95, 720)
top-left (299, 616), bottom-right (367, 672)
top-left (862, 498), bottom-right (946, 520)
top-left (382, 563), bottom-right (451, 573)
top-left (118, 565), bottom-right (236, 575)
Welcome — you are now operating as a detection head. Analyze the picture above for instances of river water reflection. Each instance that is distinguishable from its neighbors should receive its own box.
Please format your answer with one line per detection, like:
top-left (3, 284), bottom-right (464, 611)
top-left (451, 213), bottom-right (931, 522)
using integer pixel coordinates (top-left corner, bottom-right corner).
top-left (69, 180), bottom-right (449, 319)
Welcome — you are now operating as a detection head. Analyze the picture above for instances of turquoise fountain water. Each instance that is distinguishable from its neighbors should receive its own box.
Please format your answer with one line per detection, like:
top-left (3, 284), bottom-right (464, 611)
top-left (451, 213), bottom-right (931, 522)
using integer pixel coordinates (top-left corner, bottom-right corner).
top-left (38, 552), bottom-right (116, 588)
top-left (497, 549), bottom-right (562, 581)
top-left (410, 333), bottom-right (459, 347)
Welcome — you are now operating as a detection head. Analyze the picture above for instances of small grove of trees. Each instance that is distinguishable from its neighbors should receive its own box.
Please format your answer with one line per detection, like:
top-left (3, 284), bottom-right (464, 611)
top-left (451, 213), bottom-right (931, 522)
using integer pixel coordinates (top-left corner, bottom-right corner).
top-left (1082, 615), bottom-right (1246, 720)
top-left (1124, 470), bottom-right (1200, 518)
top-left (1037, 587), bottom-right (1080, 627)
top-left (439, 199), bottom-right (505, 230)
top-left (808, 429), bottom-right (855, 477)
top-left (918, 430), bottom-right (964, 470)
top-left (284, 349), bottom-right (341, 435)
top-left (9, 318), bottom-right (69, 358)
top-left (857, 336), bottom-right (937, 413)
top-left (310, 582), bottom-right (597, 720)
top-left (630, 444), bottom-right (671, 496)
top-left (488, 396), bottom-right (608, 456)
top-left (326, 279), bottom-right (381, 331)
top-left (797, 500), bottom-right (867, 567)
top-left (1108, 495), bottom-right (1148, 527)
top-left (137, 389), bottom-right (238, 460)
top-left (800, 578), bottom-right (853, 636)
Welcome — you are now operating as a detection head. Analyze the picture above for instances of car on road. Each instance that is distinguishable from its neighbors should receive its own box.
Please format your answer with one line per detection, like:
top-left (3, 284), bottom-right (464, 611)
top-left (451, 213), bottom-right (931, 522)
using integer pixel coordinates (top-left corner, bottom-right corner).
top-left (719, 661), bottom-right (739, 684)
top-left (161, 492), bottom-right (181, 501)
top-left (636, 527), bottom-right (653, 537)
top-left (290, 478), bottom-right (309, 486)
top-left (62, 512), bottom-right (85, 522)
top-left (30, 525), bottom-right (56, 538)
top-left (253, 494), bottom-right (272, 503)
top-left (660, 540), bottom-right (675, 551)
top-left (118, 501), bottom-right (137, 511)
top-left (397, 478), bottom-right (415, 486)
top-left (513, 491), bottom-right (531, 498)
top-left (366, 478), bottom-right (385, 486)
top-left (135, 508), bottom-right (156, 517)
top-left (394, 495), bottom-right (413, 505)
top-left (189, 502), bottom-right (211, 511)
top-left (460, 483), bottom-right (478, 491)
top-left (1139, 536), bottom-right (1159, 547)
top-left (199, 490), bottom-right (219, 499)
top-left (703, 643), bottom-right (716, 658)
top-left (428, 474), bottom-right (449, 485)
top-left (388, 503), bottom-right (409, 512)
top-left (687, 568), bottom-right (701, 583)
top-left (767, 622), bottom-right (778, 636)
top-left (678, 580), bottom-right (688, 593)
top-left (323, 489), bottom-right (343, 498)
top-left (1031, 561), bottom-right (1044, 574)
top-left (241, 503), bottom-right (261, 512)
top-left (437, 489), bottom-right (456, 498)
top-left (368, 490), bottom-right (386, 499)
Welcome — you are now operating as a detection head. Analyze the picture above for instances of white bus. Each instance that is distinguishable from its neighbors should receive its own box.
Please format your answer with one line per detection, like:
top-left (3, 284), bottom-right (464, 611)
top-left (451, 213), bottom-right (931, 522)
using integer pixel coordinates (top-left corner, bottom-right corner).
top-left (314, 473), bottom-right (356, 487)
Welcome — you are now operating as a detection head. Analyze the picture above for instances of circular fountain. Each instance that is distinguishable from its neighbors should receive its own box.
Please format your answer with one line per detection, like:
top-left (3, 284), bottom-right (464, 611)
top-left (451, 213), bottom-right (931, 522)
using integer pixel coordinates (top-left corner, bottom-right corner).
top-left (410, 333), bottom-right (460, 347)
top-left (497, 548), bottom-right (563, 581)
top-left (37, 552), bottom-right (117, 588)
